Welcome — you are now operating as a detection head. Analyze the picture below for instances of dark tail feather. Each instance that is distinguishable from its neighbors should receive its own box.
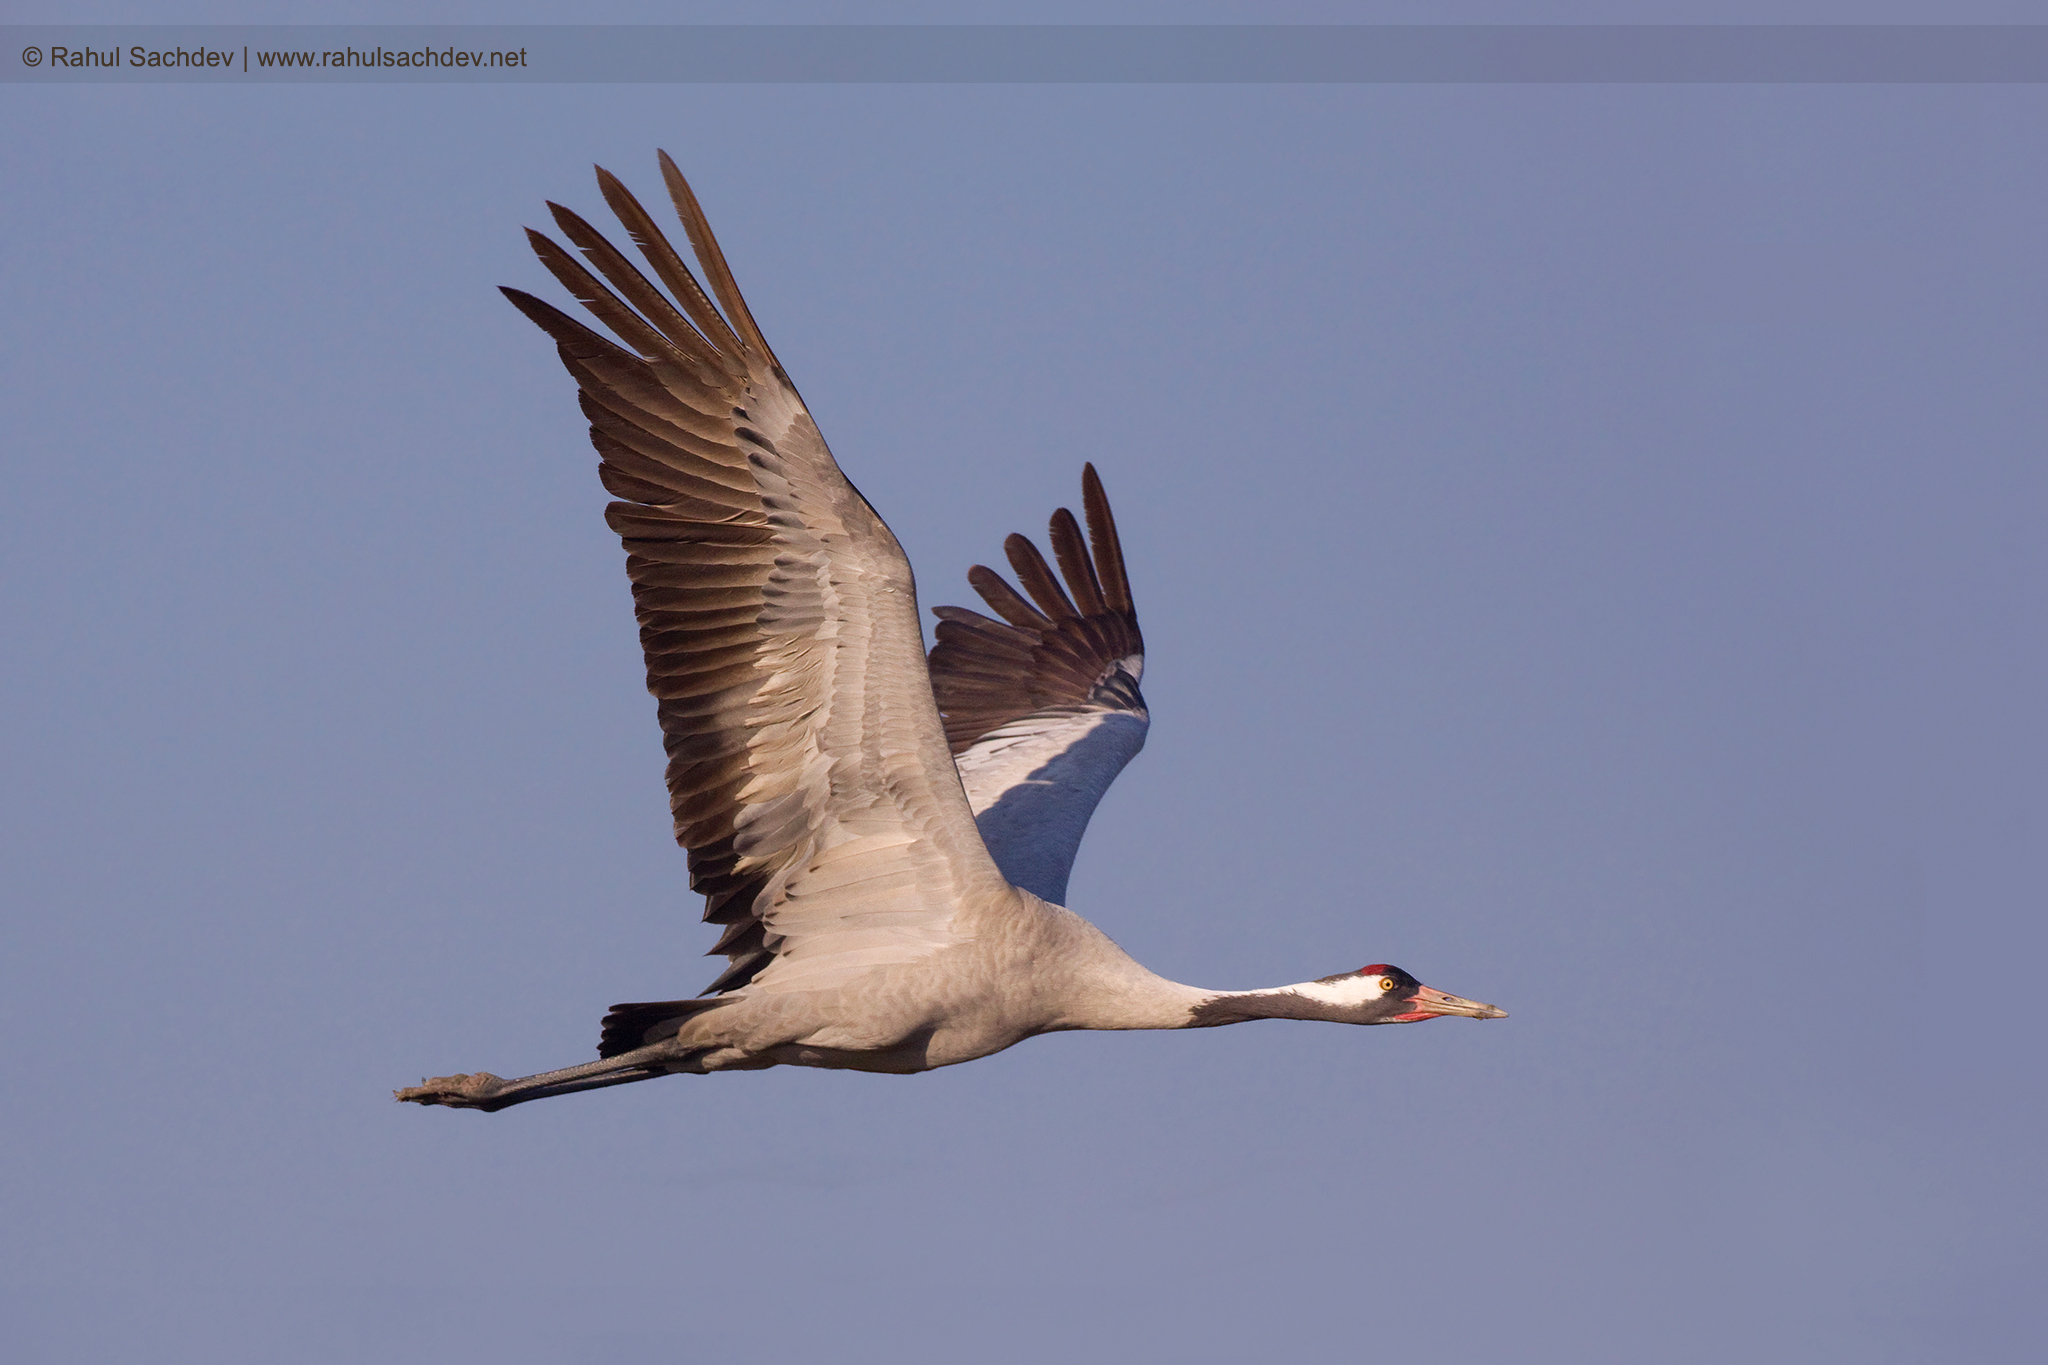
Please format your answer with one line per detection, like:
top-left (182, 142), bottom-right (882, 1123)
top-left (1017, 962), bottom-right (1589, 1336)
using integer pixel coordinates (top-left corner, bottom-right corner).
top-left (599, 997), bottom-right (731, 1058)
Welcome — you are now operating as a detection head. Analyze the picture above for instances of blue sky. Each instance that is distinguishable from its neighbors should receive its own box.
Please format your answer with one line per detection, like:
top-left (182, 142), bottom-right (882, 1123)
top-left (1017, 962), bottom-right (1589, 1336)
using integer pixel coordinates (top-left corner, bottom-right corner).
top-left (4, 14), bottom-right (2044, 1364)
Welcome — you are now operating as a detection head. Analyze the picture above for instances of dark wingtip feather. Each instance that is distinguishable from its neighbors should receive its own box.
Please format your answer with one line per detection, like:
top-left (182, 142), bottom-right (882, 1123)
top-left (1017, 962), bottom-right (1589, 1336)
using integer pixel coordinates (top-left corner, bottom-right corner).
top-left (1048, 507), bottom-right (1107, 615)
top-left (499, 285), bottom-right (622, 356)
top-left (656, 151), bottom-right (782, 373)
top-left (1081, 463), bottom-right (1134, 615)
top-left (1005, 533), bottom-right (1080, 621)
top-left (968, 564), bottom-right (1051, 629)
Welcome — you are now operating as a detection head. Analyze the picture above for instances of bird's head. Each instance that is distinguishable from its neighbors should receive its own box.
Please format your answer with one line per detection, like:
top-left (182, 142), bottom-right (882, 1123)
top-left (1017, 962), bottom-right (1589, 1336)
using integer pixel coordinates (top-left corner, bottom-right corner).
top-left (1296, 964), bottom-right (1508, 1025)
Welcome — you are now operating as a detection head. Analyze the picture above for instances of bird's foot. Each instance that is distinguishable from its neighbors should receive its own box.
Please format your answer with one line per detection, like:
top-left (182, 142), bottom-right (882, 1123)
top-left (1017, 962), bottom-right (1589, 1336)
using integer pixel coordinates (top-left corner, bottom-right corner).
top-left (394, 1072), bottom-right (509, 1109)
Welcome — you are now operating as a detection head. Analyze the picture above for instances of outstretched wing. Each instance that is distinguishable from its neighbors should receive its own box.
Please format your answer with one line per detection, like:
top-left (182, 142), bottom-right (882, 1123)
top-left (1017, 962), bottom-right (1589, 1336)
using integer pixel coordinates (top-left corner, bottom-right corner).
top-left (926, 465), bottom-right (1148, 907)
top-left (503, 153), bottom-right (1010, 1050)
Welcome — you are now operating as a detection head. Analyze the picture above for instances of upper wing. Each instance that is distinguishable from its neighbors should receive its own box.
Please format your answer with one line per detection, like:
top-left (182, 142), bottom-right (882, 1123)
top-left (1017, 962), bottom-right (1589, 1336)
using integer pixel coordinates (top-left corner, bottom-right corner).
top-left (925, 465), bottom-right (1148, 906)
top-left (504, 152), bottom-right (1009, 1014)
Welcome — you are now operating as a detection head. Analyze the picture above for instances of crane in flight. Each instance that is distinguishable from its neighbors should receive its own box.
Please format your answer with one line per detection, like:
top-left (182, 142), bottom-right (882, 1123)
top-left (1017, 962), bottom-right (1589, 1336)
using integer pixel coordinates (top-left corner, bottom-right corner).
top-left (397, 154), bottom-right (1504, 1112)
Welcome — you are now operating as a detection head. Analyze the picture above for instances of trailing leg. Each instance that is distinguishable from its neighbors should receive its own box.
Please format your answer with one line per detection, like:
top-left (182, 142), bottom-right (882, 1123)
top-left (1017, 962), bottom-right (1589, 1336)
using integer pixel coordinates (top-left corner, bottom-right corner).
top-left (394, 1040), bottom-right (685, 1112)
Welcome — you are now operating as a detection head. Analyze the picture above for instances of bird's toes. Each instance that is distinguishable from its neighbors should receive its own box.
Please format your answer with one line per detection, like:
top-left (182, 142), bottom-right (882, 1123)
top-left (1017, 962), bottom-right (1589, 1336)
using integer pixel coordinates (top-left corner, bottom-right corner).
top-left (394, 1072), bottom-right (506, 1108)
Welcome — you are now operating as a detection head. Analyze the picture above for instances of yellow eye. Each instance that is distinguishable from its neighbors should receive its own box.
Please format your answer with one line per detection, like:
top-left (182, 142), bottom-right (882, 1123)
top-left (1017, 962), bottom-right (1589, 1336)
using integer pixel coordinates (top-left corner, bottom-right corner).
top-left (1378, 976), bottom-right (1396, 992)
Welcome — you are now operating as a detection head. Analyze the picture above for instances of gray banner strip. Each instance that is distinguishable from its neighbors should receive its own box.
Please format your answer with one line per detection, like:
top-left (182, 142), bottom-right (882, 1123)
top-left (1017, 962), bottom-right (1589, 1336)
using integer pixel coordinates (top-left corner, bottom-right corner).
top-left (10, 25), bottom-right (2048, 84)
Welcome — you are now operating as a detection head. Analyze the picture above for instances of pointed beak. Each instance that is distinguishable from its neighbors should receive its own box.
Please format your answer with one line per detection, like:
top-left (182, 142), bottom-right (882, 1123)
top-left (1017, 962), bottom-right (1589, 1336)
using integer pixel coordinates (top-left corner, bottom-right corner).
top-left (1394, 984), bottom-right (1508, 1022)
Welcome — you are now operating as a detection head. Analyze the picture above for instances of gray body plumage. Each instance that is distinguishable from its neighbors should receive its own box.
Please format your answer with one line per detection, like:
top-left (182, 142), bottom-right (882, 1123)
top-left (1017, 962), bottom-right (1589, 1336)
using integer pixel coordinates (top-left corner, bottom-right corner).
top-left (660, 894), bottom-right (1207, 1076)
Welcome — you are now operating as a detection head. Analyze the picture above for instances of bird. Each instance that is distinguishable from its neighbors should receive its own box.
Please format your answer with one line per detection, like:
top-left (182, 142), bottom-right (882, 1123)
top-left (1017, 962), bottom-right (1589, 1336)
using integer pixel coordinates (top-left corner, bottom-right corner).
top-left (396, 152), bottom-right (1505, 1113)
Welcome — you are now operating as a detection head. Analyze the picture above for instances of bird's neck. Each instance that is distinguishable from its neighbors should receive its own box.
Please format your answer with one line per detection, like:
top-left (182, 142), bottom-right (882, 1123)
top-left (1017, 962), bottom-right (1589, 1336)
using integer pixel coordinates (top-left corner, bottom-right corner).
top-left (1056, 966), bottom-right (1360, 1032)
top-left (1033, 904), bottom-right (1363, 1032)
top-left (1179, 985), bottom-right (1358, 1028)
